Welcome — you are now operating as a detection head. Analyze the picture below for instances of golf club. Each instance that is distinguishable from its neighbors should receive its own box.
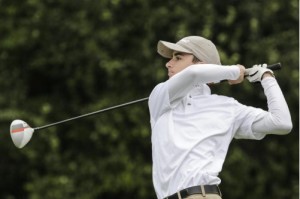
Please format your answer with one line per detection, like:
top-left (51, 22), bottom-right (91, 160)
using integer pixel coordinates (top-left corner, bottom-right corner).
top-left (10, 63), bottom-right (281, 149)
top-left (10, 97), bottom-right (149, 148)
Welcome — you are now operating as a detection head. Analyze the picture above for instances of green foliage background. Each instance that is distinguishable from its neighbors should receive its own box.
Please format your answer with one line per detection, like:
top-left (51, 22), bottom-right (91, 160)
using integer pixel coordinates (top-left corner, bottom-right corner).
top-left (0, 0), bottom-right (298, 198)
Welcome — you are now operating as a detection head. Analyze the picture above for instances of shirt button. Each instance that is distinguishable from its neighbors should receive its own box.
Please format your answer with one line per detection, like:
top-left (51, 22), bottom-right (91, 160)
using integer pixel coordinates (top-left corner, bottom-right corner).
top-left (187, 103), bottom-right (191, 106)
top-left (189, 95), bottom-right (192, 98)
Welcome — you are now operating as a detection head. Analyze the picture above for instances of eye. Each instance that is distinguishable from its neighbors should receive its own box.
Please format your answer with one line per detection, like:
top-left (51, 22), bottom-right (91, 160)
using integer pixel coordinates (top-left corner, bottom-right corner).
top-left (174, 55), bottom-right (181, 61)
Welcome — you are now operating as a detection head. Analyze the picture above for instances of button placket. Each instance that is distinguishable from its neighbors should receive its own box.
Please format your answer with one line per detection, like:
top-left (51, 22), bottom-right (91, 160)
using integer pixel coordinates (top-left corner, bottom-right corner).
top-left (187, 95), bottom-right (192, 106)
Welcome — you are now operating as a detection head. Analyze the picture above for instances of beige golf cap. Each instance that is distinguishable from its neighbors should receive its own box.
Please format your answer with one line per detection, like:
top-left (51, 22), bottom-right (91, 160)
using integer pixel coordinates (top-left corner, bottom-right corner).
top-left (157, 36), bottom-right (221, 65)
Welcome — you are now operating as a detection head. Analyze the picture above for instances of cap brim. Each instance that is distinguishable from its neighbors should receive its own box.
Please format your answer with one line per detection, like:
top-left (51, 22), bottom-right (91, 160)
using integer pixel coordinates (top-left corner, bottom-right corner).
top-left (157, 41), bottom-right (192, 58)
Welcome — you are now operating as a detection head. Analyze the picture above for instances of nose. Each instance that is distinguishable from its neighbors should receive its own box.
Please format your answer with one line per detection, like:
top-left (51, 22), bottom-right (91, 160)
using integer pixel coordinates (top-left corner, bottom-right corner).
top-left (165, 59), bottom-right (173, 68)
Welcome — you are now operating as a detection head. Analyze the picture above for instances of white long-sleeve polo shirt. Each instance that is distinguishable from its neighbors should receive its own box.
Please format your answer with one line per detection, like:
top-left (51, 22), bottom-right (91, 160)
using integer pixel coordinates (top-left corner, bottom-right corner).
top-left (148, 64), bottom-right (292, 199)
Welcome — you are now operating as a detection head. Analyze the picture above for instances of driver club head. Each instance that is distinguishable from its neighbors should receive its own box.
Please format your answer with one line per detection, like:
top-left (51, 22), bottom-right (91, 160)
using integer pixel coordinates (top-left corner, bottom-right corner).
top-left (10, 120), bottom-right (34, 149)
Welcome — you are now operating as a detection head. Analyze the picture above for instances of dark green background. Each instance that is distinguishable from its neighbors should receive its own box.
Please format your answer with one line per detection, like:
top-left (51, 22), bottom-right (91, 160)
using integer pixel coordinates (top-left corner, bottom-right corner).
top-left (0, 0), bottom-right (298, 198)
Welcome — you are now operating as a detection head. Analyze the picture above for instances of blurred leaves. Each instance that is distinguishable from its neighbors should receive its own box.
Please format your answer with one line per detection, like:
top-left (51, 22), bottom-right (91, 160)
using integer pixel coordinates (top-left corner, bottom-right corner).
top-left (0, 0), bottom-right (298, 199)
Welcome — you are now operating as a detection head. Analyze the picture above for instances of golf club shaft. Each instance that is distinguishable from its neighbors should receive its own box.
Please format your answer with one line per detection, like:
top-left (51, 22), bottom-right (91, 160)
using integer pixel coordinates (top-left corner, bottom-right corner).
top-left (34, 97), bottom-right (149, 131)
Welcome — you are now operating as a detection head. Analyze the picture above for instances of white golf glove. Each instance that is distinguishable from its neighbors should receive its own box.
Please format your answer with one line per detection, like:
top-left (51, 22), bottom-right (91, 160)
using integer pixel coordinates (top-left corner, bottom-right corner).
top-left (245, 64), bottom-right (274, 83)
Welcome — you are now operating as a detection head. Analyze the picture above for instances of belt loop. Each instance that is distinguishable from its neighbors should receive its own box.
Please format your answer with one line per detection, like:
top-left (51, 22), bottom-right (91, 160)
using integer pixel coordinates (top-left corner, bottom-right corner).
top-left (200, 185), bottom-right (206, 197)
top-left (217, 185), bottom-right (222, 197)
top-left (177, 192), bottom-right (182, 199)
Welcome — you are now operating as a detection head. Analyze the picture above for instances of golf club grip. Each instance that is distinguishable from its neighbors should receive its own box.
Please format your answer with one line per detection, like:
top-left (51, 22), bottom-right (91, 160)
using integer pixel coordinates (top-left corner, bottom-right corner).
top-left (266, 63), bottom-right (281, 70)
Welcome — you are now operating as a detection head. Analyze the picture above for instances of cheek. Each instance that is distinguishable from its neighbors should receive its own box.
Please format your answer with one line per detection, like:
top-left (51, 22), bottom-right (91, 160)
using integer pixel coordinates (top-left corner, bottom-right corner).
top-left (178, 64), bottom-right (190, 72)
top-left (172, 60), bottom-right (193, 74)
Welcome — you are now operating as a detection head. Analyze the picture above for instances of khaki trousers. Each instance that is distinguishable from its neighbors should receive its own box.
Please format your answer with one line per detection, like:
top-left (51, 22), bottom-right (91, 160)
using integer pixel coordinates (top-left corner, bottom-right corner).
top-left (185, 194), bottom-right (222, 199)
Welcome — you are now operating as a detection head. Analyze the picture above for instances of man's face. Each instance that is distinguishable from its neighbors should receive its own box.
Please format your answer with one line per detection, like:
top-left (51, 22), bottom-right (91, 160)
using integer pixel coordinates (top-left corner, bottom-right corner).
top-left (165, 52), bottom-right (195, 78)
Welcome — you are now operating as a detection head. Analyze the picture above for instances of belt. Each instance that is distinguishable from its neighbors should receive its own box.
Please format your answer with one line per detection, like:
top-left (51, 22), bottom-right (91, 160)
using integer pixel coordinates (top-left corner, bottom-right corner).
top-left (164, 185), bottom-right (222, 199)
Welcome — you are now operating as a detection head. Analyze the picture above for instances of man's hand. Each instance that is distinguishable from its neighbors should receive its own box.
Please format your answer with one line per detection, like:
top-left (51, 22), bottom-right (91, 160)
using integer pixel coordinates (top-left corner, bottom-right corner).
top-left (228, 64), bottom-right (245, 85)
top-left (245, 64), bottom-right (274, 83)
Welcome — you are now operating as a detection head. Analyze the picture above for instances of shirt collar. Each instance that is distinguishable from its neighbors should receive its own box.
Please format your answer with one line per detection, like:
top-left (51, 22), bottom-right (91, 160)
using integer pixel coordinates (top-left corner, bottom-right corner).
top-left (190, 84), bottom-right (211, 96)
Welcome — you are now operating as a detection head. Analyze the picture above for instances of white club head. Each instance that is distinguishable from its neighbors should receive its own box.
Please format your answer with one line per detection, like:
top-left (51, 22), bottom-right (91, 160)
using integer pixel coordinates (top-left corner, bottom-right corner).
top-left (10, 120), bottom-right (34, 148)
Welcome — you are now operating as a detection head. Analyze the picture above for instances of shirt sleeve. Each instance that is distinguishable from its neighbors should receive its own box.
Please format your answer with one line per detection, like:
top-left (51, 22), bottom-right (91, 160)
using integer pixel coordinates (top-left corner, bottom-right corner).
top-left (165, 64), bottom-right (240, 106)
top-left (148, 83), bottom-right (171, 126)
top-left (148, 64), bottom-right (240, 124)
top-left (234, 77), bottom-right (293, 139)
top-left (251, 77), bottom-right (293, 136)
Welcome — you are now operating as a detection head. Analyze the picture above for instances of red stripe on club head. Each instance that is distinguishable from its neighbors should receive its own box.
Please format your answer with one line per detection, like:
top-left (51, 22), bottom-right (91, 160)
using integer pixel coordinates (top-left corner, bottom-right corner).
top-left (11, 127), bottom-right (29, 133)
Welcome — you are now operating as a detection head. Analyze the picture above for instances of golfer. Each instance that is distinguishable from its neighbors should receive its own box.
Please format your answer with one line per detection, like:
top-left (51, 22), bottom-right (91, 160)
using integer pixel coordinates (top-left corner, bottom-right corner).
top-left (148, 36), bottom-right (292, 199)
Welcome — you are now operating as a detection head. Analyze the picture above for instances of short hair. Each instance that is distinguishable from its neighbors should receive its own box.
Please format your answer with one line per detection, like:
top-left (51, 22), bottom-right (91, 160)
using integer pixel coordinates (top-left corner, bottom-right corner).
top-left (192, 56), bottom-right (201, 63)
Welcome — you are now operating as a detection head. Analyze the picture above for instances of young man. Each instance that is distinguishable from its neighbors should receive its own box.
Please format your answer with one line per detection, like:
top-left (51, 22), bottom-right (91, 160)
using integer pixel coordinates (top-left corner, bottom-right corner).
top-left (148, 36), bottom-right (293, 199)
